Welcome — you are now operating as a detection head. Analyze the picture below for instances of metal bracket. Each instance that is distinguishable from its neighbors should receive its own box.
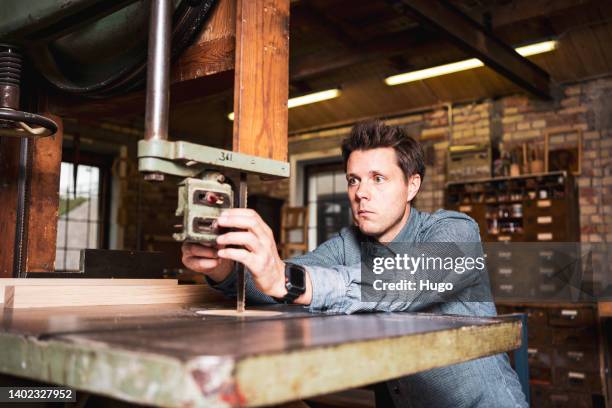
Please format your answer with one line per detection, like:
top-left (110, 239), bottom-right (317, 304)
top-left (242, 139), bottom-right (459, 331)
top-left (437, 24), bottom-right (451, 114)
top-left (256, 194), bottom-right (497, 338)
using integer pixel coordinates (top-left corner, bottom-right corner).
top-left (137, 139), bottom-right (290, 179)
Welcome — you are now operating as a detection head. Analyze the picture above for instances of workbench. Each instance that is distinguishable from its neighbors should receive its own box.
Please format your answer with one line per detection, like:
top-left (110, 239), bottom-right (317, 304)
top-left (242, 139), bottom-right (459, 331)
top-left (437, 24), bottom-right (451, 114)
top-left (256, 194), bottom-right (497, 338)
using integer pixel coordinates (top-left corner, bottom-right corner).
top-left (0, 303), bottom-right (522, 407)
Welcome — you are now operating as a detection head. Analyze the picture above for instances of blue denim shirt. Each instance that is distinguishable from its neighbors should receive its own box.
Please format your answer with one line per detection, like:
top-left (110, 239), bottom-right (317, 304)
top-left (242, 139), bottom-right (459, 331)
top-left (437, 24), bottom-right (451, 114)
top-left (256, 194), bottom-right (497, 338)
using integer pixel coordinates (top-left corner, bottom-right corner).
top-left (210, 208), bottom-right (528, 407)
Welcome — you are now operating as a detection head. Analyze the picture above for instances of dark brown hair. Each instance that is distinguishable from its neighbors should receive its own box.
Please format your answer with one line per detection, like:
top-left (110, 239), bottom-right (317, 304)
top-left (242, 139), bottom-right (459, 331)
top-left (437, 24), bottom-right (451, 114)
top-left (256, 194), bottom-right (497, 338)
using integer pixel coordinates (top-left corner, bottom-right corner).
top-left (341, 120), bottom-right (425, 181)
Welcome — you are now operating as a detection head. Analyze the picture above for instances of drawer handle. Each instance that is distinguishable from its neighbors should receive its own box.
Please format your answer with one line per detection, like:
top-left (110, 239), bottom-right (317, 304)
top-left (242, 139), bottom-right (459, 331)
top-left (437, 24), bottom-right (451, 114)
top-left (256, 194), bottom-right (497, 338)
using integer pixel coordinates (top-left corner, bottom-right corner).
top-left (499, 267), bottom-right (512, 275)
top-left (567, 351), bottom-right (584, 360)
top-left (539, 284), bottom-right (555, 292)
top-left (537, 216), bottom-right (552, 224)
top-left (527, 348), bottom-right (538, 355)
top-left (561, 309), bottom-right (578, 318)
top-left (537, 200), bottom-right (551, 207)
top-left (568, 372), bottom-right (586, 380)
top-left (550, 395), bottom-right (569, 402)
top-left (499, 284), bottom-right (514, 291)
top-left (459, 205), bottom-right (472, 212)
top-left (498, 251), bottom-right (511, 259)
top-left (537, 232), bottom-right (553, 241)
top-left (539, 267), bottom-right (554, 275)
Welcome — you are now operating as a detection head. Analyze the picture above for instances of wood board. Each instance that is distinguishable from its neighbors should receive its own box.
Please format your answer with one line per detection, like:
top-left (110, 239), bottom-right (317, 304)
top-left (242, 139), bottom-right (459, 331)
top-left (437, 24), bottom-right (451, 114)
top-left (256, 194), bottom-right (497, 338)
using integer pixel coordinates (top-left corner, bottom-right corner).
top-left (3, 284), bottom-right (221, 309)
top-left (0, 278), bottom-right (178, 303)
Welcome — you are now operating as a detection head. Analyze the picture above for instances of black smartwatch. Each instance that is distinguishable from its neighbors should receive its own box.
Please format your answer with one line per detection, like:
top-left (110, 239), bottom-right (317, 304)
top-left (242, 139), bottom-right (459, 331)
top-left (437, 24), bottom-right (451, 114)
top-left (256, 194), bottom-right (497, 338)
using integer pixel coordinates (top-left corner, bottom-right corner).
top-left (274, 263), bottom-right (306, 304)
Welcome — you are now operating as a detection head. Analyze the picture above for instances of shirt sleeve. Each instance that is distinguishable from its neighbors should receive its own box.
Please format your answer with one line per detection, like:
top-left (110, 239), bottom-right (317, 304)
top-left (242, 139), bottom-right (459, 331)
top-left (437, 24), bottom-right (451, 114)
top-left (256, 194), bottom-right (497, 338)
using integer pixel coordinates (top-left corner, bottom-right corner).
top-left (205, 233), bottom-right (345, 305)
top-left (306, 218), bottom-right (488, 314)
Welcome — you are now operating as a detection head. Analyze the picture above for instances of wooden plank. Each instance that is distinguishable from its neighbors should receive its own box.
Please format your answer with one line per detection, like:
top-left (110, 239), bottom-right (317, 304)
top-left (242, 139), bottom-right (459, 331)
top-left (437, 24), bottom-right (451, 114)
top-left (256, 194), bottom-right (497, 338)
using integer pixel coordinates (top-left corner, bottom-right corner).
top-left (389, 0), bottom-right (551, 99)
top-left (232, 0), bottom-right (289, 162)
top-left (0, 137), bottom-right (21, 278)
top-left (171, 0), bottom-right (235, 83)
top-left (4, 284), bottom-right (220, 309)
top-left (0, 278), bottom-right (178, 303)
top-left (24, 114), bottom-right (63, 272)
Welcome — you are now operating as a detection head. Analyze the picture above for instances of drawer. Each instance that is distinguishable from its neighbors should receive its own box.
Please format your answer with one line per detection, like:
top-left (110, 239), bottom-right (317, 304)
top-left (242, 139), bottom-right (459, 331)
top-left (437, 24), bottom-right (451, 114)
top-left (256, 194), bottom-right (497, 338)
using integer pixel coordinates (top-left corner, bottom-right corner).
top-left (524, 199), bottom-right (566, 216)
top-left (530, 366), bottom-right (553, 383)
top-left (493, 282), bottom-right (527, 299)
top-left (528, 326), bottom-right (553, 346)
top-left (548, 308), bottom-right (596, 327)
top-left (554, 348), bottom-right (599, 371)
top-left (553, 369), bottom-right (602, 393)
top-left (552, 327), bottom-right (597, 348)
top-left (530, 385), bottom-right (551, 408)
top-left (527, 347), bottom-right (553, 368)
top-left (548, 391), bottom-right (595, 408)
top-left (525, 307), bottom-right (548, 326)
top-left (536, 282), bottom-right (573, 300)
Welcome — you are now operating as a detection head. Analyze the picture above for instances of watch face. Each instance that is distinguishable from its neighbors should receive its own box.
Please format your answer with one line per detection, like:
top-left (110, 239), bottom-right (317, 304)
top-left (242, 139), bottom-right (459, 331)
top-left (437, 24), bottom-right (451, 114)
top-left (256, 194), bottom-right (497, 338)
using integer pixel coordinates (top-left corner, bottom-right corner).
top-left (288, 265), bottom-right (306, 291)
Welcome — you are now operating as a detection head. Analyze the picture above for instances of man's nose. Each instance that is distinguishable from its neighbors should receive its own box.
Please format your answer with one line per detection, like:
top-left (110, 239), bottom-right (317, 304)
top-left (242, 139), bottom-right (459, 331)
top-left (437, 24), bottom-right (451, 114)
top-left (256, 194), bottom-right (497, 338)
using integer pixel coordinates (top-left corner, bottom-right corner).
top-left (356, 183), bottom-right (370, 200)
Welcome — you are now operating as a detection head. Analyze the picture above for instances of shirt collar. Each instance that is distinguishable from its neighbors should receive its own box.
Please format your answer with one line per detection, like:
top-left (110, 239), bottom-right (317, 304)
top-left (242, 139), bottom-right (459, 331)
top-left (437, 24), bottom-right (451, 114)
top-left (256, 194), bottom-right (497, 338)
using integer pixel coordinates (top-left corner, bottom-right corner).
top-left (393, 206), bottom-right (420, 243)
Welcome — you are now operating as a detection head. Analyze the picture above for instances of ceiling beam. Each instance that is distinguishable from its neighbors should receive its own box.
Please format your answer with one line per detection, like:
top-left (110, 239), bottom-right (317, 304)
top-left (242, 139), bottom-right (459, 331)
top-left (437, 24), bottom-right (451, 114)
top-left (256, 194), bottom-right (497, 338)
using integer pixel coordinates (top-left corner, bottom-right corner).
top-left (290, 29), bottom-right (435, 81)
top-left (387, 0), bottom-right (552, 99)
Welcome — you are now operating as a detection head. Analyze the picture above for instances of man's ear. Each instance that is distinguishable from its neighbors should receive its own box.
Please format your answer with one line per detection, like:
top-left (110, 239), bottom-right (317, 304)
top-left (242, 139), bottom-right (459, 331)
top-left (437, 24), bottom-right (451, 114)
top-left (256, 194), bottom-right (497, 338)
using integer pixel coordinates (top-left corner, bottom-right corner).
top-left (407, 174), bottom-right (421, 202)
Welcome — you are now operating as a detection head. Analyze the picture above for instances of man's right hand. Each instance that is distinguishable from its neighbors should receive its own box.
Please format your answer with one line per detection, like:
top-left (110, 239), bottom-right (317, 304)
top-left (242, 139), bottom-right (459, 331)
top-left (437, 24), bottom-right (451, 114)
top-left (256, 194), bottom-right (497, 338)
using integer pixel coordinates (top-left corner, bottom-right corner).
top-left (181, 242), bottom-right (234, 283)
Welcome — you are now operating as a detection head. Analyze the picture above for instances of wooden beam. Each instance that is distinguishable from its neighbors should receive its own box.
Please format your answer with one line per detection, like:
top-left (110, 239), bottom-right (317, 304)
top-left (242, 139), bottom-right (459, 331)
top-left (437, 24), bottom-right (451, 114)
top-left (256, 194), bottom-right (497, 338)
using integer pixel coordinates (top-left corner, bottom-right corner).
top-left (290, 30), bottom-right (434, 81)
top-left (0, 114), bottom-right (62, 276)
top-left (0, 137), bottom-right (21, 278)
top-left (485, 0), bottom-right (599, 29)
top-left (387, 0), bottom-right (551, 99)
top-left (4, 284), bottom-right (221, 308)
top-left (24, 114), bottom-right (63, 272)
top-left (232, 0), bottom-right (290, 162)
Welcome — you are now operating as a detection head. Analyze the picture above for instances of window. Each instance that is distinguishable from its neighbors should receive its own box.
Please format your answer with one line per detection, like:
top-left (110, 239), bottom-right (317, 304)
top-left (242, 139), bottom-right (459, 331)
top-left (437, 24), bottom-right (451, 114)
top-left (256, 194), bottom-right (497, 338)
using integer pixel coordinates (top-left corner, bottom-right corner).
top-left (55, 151), bottom-right (111, 271)
top-left (305, 162), bottom-right (352, 249)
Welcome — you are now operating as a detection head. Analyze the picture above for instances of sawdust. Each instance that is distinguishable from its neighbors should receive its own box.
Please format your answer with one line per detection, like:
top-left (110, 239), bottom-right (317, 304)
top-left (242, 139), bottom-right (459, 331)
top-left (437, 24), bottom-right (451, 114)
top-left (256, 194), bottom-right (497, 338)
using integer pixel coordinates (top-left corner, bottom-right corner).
top-left (195, 309), bottom-right (283, 317)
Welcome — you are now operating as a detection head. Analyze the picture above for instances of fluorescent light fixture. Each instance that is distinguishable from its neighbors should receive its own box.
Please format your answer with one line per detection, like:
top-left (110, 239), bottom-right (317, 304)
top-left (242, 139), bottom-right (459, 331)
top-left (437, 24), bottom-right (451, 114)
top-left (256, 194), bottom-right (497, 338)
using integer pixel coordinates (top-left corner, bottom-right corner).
top-left (228, 88), bottom-right (340, 121)
top-left (515, 40), bottom-right (557, 57)
top-left (384, 40), bottom-right (557, 86)
top-left (287, 88), bottom-right (340, 108)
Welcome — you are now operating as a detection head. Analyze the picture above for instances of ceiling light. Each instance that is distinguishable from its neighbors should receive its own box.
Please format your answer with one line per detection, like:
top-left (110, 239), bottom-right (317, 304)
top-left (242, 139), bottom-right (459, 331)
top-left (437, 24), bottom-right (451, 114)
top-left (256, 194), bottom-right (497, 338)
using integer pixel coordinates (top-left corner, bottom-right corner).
top-left (228, 88), bottom-right (341, 120)
top-left (384, 40), bottom-right (557, 86)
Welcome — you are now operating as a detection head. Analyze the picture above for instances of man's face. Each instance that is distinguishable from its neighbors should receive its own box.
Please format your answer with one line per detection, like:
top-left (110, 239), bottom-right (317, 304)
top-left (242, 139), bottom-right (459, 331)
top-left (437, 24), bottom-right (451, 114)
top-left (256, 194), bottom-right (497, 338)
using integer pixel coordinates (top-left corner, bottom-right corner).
top-left (346, 147), bottom-right (420, 242)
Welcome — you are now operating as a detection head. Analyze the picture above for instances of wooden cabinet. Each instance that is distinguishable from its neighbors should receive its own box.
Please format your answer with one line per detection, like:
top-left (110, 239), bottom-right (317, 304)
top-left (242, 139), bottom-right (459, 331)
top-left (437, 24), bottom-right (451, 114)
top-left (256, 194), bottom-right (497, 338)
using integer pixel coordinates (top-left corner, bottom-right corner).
top-left (497, 303), bottom-right (607, 408)
top-left (445, 171), bottom-right (579, 243)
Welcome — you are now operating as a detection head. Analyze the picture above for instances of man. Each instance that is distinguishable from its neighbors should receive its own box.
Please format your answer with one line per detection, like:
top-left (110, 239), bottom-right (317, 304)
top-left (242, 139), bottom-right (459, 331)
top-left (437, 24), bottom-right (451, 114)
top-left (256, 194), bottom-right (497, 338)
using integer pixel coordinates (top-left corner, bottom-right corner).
top-left (182, 120), bottom-right (527, 407)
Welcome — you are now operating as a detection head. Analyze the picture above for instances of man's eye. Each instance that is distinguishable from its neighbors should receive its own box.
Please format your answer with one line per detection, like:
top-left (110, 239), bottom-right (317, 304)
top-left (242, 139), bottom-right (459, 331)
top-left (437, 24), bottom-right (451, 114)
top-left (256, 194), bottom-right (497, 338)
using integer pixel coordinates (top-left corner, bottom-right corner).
top-left (348, 178), bottom-right (358, 186)
top-left (374, 175), bottom-right (385, 183)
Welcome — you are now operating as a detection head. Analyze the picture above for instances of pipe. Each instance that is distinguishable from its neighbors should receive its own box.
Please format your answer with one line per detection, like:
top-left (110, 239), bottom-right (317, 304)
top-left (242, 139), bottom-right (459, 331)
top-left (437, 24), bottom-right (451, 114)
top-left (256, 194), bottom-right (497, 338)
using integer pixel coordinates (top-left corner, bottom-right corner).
top-left (144, 0), bottom-right (171, 142)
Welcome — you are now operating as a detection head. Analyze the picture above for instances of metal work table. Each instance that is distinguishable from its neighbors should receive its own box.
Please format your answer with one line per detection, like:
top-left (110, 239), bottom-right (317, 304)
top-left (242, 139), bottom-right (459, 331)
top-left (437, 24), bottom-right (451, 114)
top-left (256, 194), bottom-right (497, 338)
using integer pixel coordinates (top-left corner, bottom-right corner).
top-left (0, 303), bottom-right (522, 407)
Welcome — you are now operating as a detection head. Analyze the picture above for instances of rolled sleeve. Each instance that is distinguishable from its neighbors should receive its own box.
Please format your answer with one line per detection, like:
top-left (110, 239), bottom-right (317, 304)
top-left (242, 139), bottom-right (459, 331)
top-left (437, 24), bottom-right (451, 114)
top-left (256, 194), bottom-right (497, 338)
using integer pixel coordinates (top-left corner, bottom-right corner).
top-left (306, 264), bottom-right (351, 312)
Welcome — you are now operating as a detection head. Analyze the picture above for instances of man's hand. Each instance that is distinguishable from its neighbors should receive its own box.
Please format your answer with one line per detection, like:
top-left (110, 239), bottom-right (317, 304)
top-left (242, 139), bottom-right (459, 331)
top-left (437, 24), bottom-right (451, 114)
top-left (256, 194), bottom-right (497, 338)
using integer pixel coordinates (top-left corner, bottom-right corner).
top-left (215, 208), bottom-right (288, 298)
top-left (181, 242), bottom-right (234, 283)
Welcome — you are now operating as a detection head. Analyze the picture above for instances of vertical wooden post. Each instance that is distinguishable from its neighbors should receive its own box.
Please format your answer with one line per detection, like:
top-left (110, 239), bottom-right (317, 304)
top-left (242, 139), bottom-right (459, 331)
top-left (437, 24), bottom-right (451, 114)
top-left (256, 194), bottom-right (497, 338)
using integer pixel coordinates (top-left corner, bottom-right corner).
top-left (25, 114), bottom-right (63, 272)
top-left (232, 0), bottom-right (289, 162)
top-left (0, 114), bottom-right (63, 277)
top-left (0, 137), bottom-right (21, 277)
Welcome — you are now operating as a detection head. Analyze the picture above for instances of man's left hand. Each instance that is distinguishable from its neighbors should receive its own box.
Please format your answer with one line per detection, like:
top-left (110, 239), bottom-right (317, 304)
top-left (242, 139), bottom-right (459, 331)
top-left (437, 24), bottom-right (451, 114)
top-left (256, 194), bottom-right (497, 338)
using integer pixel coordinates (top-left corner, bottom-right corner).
top-left (215, 208), bottom-right (287, 298)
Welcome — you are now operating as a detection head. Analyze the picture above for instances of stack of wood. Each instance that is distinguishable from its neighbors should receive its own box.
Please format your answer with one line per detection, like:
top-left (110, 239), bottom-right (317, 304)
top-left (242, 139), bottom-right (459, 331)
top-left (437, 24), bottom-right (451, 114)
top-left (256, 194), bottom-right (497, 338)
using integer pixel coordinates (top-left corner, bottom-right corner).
top-left (0, 279), bottom-right (223, 309)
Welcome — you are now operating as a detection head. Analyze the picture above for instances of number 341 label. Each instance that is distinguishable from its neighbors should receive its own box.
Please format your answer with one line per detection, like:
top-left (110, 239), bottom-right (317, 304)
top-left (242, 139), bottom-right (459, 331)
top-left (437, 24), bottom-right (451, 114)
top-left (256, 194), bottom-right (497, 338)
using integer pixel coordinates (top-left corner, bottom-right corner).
top-left (0, 387), bottom-right (76, 402)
